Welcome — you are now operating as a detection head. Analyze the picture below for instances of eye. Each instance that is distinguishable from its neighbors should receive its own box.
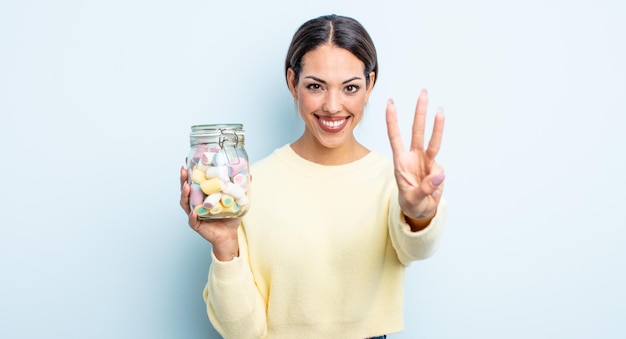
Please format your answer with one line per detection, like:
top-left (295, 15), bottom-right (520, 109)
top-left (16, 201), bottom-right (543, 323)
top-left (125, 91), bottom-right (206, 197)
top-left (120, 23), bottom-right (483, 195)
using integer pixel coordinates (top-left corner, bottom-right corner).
top-left (345, 84), bottom-right (360, 93)
top-left (306, 83), bottom-right (322, 91)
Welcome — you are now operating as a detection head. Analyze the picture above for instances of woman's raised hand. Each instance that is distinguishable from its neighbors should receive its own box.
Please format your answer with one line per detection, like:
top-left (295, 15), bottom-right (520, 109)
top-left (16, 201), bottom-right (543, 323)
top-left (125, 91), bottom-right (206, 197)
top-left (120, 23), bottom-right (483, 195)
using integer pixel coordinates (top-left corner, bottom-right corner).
top-left (180, 165), bottom-right (241, 261)
top-left (385, 89), bottom-right (445, 229)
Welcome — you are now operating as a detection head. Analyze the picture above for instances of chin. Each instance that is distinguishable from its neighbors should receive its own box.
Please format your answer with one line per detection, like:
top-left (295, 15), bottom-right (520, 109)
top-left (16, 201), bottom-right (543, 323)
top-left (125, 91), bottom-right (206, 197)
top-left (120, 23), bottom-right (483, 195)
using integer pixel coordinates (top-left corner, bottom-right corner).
top-left (316, 133), bottom-right (351, 150)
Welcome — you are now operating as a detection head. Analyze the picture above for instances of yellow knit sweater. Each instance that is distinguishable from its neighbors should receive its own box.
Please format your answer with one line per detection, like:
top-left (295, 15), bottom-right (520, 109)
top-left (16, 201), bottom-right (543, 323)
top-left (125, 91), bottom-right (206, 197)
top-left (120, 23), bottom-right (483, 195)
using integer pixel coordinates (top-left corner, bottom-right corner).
top-left (204, 144), bottom-right (447, 338)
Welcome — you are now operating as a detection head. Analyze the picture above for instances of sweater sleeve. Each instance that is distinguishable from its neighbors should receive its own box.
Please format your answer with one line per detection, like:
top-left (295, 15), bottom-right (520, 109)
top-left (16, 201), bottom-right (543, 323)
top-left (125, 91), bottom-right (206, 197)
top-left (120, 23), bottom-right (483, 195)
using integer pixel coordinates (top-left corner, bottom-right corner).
top-left (203, 225), bottom-right (268, 338)
top-left (388, 188), bottom-right (448, 266)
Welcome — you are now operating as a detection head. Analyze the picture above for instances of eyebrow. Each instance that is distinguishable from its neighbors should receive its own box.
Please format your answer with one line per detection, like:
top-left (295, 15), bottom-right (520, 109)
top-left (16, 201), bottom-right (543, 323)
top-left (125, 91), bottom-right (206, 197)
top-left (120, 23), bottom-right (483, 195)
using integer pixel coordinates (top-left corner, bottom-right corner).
top-left (304, 75), bottom-right (363, 84)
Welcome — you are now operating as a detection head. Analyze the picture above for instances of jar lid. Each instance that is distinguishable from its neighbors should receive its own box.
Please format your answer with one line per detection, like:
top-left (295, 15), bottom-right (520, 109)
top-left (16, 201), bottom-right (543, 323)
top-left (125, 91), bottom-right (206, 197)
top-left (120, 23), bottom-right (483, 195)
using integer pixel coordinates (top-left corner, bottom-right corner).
top-left (191, 123), bottom-right (242, 129)
top-left (190, 124), bottom-right (245, 145)
top-left (191, 124), bottom-right (243, 135)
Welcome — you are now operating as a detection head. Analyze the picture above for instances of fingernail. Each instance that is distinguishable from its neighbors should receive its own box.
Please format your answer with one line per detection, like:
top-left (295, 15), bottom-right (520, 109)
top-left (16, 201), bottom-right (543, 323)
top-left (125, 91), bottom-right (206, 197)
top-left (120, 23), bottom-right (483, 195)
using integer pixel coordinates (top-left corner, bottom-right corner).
top-left (387, 98), bottom-right (394, 105)
top-left (422, 89), bottom-right (428, 95)
top-left (431, 173), bottom-right (445, 186)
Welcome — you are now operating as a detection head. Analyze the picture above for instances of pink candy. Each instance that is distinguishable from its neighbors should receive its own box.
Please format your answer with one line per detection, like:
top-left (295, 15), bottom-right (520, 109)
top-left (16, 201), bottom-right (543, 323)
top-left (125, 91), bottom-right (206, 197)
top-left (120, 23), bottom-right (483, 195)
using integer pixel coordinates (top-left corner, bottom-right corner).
top-left (232, 173), bottom-right (248, 188)
top-left (190, 183), bottom-right (204, 207)
top-left (227, 157), bottom-right (247, 176)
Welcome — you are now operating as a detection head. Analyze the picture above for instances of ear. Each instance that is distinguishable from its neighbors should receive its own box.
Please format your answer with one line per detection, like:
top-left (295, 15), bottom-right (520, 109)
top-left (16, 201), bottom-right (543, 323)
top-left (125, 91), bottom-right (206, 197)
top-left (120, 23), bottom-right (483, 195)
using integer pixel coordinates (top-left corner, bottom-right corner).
top-left (364, 71), bottom-right (376, 101)
top-left (286, 68), bottom-right (298, 100)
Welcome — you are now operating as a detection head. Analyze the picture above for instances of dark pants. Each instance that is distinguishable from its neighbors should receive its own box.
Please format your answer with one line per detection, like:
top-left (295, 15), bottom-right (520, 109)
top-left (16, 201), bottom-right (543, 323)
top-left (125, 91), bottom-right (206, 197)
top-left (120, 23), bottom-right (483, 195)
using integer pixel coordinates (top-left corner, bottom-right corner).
top-left (368, 336), bottom-right (386, 339)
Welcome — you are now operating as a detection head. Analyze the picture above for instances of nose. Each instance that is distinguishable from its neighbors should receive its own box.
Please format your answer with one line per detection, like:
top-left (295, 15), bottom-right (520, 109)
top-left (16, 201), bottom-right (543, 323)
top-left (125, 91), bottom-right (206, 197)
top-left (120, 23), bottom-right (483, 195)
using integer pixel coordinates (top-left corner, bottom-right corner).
top-left (322, 91), bottom-right (342, 114)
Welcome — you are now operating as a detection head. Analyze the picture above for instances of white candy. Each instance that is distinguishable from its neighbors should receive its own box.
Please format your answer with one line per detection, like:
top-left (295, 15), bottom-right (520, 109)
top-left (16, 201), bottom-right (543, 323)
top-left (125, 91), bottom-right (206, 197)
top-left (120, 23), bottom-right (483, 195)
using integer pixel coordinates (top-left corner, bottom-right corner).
top-left (205, 166), bottom-right (230, 181)
top-left (200, 151), bottom-right (218, 165)
top-left (211, 152), bottom-right (228, 166)
top-left (222, 181), bottom-right (246, 199)
top-left (235, 195), bottom-right (249, 206)
top-left (203, 193), bottom-right (222, 209)
top-left (196, 160), bottom-right (211, 171)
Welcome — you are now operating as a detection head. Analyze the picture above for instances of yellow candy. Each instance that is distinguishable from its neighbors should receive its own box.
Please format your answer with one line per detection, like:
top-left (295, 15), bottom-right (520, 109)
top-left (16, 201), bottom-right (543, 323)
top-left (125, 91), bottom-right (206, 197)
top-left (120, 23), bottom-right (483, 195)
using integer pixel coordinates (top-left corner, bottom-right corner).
top-left (200, 178), bottom-right (224, 195)
top-left (190, 166), bottom-right (207, 184)
top-left (209, 204), bottom-right (223, 215)
top-left (220, 194), bottom-right (235, 208)
top-left (222, 202), bottom-right (240, 214)
top-left (194, 205), bottom-right (210, 216)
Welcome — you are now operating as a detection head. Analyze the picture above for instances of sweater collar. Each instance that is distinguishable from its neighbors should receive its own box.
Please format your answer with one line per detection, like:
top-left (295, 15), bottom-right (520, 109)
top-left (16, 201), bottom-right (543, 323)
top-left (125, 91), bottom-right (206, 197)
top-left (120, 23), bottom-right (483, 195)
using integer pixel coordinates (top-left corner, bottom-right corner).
top-left (273, 144), bottom-right (383, 178)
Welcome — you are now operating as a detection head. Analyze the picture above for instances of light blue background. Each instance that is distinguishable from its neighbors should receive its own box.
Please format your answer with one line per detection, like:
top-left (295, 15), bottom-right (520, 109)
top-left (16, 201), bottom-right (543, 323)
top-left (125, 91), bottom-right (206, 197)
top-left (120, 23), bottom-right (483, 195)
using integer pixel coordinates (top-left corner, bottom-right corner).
top-left (1, 1), bottom-right (625, 338)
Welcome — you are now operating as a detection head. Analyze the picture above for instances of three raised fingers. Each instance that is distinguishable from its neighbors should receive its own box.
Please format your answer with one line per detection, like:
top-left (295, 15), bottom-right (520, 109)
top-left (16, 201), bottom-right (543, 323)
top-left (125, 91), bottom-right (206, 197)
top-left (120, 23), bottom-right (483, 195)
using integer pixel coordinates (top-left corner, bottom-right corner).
top-left (387, 90), bottom-right (445, 162)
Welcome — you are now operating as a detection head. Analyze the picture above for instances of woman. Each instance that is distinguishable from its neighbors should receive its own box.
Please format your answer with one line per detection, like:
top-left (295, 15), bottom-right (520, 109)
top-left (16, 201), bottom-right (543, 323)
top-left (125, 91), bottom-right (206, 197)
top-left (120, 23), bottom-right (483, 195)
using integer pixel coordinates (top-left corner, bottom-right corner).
top-left (179, 14), bottom-right (447, 338)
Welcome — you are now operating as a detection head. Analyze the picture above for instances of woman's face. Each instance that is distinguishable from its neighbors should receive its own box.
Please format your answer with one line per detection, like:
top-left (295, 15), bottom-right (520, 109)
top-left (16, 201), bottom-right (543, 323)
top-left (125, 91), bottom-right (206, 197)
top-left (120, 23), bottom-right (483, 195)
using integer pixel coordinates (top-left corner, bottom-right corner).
top-left (287, 44), bottom-right (375, 150)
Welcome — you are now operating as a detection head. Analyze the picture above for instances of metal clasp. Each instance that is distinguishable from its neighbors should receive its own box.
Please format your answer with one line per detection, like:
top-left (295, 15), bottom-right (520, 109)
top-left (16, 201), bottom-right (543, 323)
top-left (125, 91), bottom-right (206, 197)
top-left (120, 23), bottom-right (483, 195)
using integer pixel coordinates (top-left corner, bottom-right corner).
top-left (218, 129), bottom-right (241, 165)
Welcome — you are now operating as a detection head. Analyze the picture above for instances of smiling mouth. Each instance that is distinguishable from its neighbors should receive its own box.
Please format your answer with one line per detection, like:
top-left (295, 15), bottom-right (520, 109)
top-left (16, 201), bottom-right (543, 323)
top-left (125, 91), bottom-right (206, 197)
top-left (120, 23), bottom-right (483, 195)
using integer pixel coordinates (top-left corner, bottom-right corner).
top-left (315, 115), bottom-right (350, 132)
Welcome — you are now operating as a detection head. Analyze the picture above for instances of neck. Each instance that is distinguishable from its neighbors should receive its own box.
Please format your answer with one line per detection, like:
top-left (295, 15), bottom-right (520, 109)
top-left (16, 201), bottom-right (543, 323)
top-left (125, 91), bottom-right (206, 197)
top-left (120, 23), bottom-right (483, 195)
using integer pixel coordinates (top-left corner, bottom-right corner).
top-left (290, 136), bottom-right (369, 165)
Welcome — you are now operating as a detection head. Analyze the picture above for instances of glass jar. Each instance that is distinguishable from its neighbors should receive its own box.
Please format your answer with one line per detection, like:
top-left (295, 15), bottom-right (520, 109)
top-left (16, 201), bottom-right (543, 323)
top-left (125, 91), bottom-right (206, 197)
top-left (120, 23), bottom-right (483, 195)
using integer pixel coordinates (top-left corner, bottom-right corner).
top-left (187, 124), bottom-right (250, 219)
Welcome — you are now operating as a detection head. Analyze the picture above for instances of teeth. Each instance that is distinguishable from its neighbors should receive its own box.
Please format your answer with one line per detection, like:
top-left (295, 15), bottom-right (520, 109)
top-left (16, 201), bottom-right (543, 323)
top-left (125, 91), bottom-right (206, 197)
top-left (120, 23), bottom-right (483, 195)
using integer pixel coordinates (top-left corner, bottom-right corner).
top-left (320, 118), bottom-right (346, 128)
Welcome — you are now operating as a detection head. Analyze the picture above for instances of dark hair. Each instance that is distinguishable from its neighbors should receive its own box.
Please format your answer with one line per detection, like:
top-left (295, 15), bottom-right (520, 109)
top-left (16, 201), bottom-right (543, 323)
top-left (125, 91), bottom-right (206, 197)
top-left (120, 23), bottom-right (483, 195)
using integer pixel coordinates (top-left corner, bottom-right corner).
top-left (285, 14), bottom-right (378, 88)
